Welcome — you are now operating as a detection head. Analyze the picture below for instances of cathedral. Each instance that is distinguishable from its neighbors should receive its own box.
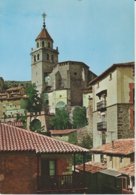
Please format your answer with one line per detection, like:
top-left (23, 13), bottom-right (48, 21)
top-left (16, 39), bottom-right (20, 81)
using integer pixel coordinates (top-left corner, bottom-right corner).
top-left (31, 13), bottom-right (96, 114)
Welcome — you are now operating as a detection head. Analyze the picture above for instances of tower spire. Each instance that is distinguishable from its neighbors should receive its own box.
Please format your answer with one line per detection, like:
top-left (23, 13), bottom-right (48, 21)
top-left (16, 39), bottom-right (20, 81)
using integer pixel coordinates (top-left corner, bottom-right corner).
top-left (42, 12), bottom-right (46, 28)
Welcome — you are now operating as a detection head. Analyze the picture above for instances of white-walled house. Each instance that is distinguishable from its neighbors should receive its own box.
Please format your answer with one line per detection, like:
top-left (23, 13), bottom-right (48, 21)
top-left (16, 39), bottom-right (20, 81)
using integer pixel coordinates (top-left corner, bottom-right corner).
top-left (89, 62), bottom-right (134, 148)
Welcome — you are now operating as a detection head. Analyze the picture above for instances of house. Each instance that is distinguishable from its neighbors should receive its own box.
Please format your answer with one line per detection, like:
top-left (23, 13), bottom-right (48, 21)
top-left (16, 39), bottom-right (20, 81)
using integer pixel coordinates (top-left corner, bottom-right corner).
top-left (89, 62), bottom-right (134, 148)
top-left (76, 161), bottom-right (106, 194)
top-left (0, 86), bottom-right (26, 121)
top-left (0, 123), bottom-right (89, 194)
top-left (76, 138), bottom-right (135, 194)
top-left (90, 138), bottom-right (135, 194)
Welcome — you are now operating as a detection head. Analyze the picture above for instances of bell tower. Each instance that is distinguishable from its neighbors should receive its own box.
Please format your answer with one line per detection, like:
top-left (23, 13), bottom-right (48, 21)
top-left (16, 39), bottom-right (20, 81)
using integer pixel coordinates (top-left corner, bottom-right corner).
top-left (31, 13), bottom-right (59, 94)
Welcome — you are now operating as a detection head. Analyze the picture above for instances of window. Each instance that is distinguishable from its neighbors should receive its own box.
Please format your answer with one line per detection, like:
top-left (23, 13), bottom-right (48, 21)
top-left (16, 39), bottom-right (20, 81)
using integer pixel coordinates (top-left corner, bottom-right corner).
top-left (109, 73), bottom-right (112, 80)
top-left (102, 132), bottom-right (106, 144)
top-left (120, 157), bottom-right (123, 163)
top-left (37, 42), bottom-right (39, 48)
top-left (34, 55), bottom-right (36, 62)
top-left (100, 154), bottom-right (104, 162)
top-left (42, 41), bottom-right (44, 47)
top-left (48, 42), bottom-right (50, 48)
top-left (49, 160), bottom-right (56, 176)
top-left (74, 72), bottom-right (77, 76)
top-left (37, 54), bottom-right (40, 60)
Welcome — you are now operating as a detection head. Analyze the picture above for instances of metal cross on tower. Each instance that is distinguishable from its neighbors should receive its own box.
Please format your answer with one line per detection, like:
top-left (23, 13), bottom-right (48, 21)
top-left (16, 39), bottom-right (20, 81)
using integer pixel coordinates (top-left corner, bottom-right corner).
top-left (42, 12), bottom-right (46, 28)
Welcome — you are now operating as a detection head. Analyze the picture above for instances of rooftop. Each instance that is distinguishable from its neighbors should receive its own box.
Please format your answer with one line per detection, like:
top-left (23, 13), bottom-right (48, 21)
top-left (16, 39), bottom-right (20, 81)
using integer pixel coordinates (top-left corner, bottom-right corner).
top-left (91, 139), bottom-right (135, 156)
top-left (35, 27), bottom-right (53, 41)
top-left (49, 129), bottom-right (76, 136)
top-left (76, 161), bottom-right (106, 173)
top-left (0, 123), bottom-right (88, 154)
top-left (119, 163), bottom-right (134, 177)
top-left (89, 62), bottom-right (134, 85)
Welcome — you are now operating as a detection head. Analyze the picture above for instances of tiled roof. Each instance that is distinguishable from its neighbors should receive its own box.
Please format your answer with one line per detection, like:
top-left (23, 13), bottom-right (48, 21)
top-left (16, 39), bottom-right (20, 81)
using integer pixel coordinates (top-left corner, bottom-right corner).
top-left (0, 123), bottom-right (88, 154)
top-left (91, 139), bottom-right (134, 155)
top-left (76, 161), bottom-right (106, 173)
top-left (119, 163), bottom-right (134, 176)
top-left (35, 28), bottom-right (53, 41)
top-left (6, 121), bottom-right (23, 127)
top-left (49, 129), bottom-right (76, 135)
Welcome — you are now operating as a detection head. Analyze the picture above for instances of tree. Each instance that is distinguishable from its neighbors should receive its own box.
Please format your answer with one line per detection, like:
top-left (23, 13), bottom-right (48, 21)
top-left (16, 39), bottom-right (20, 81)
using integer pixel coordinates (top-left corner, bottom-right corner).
top-left (16, 113), bottom-right (27, 129)
top-left (50, 108), bottom-right (69, 129)
top-left (0, 77), bottom-right (4, 92)
top-left (21, 83), bottom-right (42, 114)
top-left (75, 134), bottom-right (93, 164)
top-left (72, 107), bottom-right (87, 128)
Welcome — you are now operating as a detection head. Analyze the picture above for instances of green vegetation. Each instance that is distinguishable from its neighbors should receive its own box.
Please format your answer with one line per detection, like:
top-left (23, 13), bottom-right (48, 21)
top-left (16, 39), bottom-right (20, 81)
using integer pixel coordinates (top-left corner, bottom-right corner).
top-left (21, 83), bottom-right (42, 114)
top-left (72, 107), bottom-right (87, 128)
top-left (16, 113), bottom-right (27, 129)
top-left (75, 134), bottom-right (93, 164)
top-left (68, 132), bottom-right (77, 144)
top-left (50, 108), bottom-right (69, 129)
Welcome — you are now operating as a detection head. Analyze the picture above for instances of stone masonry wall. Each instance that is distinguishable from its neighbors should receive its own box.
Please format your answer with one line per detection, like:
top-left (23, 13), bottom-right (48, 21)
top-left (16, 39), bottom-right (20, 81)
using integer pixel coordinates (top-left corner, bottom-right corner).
top-left (117, 104), bottom-right (134, 138)
top-left (0, 153), bottom-right (37, 194)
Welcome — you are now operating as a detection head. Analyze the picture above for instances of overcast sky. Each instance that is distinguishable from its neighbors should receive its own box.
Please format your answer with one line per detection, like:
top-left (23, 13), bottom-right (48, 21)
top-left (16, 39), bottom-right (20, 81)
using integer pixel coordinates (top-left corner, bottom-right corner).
top-left (0, 0), bottom-right (134, 81)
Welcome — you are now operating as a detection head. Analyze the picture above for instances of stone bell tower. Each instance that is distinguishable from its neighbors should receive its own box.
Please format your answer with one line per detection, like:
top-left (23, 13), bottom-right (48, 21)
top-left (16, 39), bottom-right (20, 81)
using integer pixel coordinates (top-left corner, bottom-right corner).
top-left (31, 13), bottom-right (59, 94)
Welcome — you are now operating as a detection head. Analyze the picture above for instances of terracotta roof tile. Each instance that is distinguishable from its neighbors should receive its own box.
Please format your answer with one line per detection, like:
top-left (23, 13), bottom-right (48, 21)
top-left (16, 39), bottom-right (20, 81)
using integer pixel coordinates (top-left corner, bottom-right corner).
top-left (119, 163), bottom-right (135, 176)
top-left (49, 129), bottom-right (76, 135)
top-left (35, 28), bottom-right (53, 41)
top-left (91, 139), bottom-right (134, 155)
top-left (6, 121), bottom-right (23, 127)
top-left (0, 123), bottom-right (88, 154)
top-left (76, 161), bottom-right (106, 173)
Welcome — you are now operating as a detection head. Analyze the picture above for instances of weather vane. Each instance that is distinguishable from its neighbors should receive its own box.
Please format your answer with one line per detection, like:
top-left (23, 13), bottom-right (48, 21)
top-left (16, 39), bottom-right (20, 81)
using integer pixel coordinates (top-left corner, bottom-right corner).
top-left (42, 12), bottom-right (46, 28)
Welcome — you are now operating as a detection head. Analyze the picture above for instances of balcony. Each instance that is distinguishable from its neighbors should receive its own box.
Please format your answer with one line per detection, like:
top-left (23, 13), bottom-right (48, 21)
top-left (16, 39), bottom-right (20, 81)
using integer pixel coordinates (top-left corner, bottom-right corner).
top-left (97, 100), bottom-right (106, 111)
top-left (37, 172), bottom-right (87, 194)
top-left (97, 121), bottom-right (107, 131)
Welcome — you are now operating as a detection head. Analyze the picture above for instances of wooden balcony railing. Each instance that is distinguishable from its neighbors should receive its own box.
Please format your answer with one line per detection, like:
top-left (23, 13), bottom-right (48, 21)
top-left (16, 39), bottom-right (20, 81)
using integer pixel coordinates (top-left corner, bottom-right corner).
top-left (97, 121), bottom-right (107, 131)
top-left (37, 172), bottom-right (87, 193)
top-left (97, 100), bottom-right (106, 111)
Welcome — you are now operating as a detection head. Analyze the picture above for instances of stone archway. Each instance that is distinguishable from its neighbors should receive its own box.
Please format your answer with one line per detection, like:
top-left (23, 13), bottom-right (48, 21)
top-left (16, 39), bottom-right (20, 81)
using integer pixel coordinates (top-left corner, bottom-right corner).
top-left (30, 118), bottom-right (41, 132)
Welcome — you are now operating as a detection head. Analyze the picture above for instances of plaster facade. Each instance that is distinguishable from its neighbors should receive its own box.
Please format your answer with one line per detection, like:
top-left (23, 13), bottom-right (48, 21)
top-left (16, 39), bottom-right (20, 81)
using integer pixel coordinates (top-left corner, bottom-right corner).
top-left (91, 63), bottom-right (134, 148)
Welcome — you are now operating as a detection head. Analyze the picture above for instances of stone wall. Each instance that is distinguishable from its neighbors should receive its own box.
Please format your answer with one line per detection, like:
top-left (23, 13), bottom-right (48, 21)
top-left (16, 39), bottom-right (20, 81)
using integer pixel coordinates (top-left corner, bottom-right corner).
top-left (117, 104), bottom-right (134, 138)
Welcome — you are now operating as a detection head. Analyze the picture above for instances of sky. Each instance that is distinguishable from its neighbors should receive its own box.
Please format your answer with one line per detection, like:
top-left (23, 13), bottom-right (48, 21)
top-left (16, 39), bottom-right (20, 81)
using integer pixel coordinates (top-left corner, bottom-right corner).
top-left (0, 0), bottom-right (134, 81)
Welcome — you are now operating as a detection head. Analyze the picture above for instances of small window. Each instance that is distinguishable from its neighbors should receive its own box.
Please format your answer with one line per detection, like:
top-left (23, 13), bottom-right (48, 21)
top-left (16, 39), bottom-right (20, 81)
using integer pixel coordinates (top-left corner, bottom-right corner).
top-left (49, 160), bottom-right (56, 176)
top-left (48, 42), bottom-right (50, 48)
top-left (74, 72), bottom-right (77, 76)
top-left (109, 73), bottom-right (112, 80)
top-left (120, 157), bottom-right (123, 163)
top-left (42, 41), bottom-right (44, 47)
top-left (34, 55), bottom-right (36, 62)
top-left (59, 95), bottom-right (62, 98)
top-left (37, 42), bottom-right (39, 48)
top-left (100, 154), bottom-right (104, 162)
top-left (37, 54), bottom-right (40, 60)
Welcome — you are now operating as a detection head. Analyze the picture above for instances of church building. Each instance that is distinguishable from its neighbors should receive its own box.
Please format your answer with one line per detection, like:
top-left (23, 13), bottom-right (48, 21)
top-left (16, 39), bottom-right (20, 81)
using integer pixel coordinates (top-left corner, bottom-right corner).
top-left (31, 13), bottom-right (96, 113)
